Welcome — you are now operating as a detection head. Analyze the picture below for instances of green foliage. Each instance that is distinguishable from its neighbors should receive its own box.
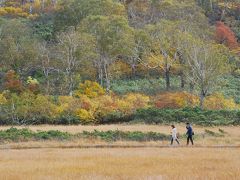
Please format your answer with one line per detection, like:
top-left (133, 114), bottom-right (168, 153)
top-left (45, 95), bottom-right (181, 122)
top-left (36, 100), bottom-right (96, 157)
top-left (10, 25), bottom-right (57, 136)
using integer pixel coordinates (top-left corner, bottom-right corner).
top-left (112, 76), bottom-right (240, 104)
top-left (0, 19), bottom-right (40, 73)
top-left (112, 77), bottom-right (181, 95)
top-left (0, 128), bottom-right (168, 142)
top-left (81, 130), bottom-right (169, 142)
top-left (133, 107), bottom-right (240, 126)
top-left (219, 75), bottom-right (240, 104)
top-left (33, 17), bottom-right (54, 41)
top-left (54, 0), bottom-right (125, 32)
top-left (0, 127), bottom-right (71, 141)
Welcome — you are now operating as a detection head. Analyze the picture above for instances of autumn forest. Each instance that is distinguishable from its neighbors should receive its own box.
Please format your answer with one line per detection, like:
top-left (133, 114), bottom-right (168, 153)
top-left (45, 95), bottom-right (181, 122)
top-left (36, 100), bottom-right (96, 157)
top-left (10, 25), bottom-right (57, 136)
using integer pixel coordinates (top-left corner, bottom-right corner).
top-left (0, 0), bottom-right (240, 125)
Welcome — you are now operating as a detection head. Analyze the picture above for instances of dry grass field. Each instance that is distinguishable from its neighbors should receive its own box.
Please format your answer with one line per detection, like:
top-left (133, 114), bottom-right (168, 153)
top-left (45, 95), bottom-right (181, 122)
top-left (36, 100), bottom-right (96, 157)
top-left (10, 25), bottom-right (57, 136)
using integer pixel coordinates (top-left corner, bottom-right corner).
top-left (0, 125), bottom-right (239, 179)
top-left (0, 148), bottom-right (239, 180)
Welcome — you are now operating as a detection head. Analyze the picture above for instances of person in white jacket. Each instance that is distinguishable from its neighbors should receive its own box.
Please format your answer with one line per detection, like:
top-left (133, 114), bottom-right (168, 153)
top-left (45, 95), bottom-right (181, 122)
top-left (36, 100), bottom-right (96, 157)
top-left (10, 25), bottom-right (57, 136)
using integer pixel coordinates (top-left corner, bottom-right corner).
top-left (170, 125), bottom-right (180, 145)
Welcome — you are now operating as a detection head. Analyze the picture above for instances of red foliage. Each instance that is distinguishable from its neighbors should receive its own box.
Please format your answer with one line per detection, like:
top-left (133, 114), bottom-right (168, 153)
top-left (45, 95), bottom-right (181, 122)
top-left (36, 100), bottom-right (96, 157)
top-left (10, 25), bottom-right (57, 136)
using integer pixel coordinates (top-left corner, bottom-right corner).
top-left (27, 84), bottom-right (40, 94)
top-left (4, 70), bottom-right (24, 94)
top-left (216, 21), bottom-right (238, 49)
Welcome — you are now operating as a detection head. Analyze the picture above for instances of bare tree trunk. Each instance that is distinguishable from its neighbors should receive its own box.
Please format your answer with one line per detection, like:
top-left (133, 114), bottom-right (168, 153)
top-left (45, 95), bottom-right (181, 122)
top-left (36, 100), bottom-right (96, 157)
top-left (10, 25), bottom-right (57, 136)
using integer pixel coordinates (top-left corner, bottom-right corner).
top-left (131, 63), bottom-right (136, 79)
top-left (46, 78), bottom-right (50, 95)
top-left (104, 63), bottom-right (110, 94)
top-left (165, 69), bottom-right (170, 91)
top-left (189, 82), bottom-right (194, 93)
top-left (68, 72), bottom-right (74, 96)
top-left (199, 90), bottom-right (206, 109)
top-left (41, 0), bottom-right (45, 11)
top-left (180, 72), bottom-right (185, 89)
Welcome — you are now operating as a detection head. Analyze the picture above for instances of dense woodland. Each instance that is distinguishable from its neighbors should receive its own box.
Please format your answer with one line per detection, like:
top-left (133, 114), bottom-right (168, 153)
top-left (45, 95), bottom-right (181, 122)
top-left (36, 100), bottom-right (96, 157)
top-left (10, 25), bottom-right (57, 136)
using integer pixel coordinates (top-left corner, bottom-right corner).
top-left (0, 0), bottom-right (240, 125)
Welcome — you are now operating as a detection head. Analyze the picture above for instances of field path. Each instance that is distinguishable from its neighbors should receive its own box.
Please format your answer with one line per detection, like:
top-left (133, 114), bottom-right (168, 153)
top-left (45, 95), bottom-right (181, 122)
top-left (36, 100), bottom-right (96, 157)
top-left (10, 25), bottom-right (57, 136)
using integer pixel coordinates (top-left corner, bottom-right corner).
top-left (0, 144), bottom-right (240, 150)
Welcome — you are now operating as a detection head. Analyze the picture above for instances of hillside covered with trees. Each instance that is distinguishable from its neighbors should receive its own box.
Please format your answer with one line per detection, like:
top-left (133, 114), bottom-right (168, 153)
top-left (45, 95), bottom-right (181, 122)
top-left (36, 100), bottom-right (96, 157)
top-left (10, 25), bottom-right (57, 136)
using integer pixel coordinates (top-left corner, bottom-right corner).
top-left (0, 0), bottom-right (240, 125)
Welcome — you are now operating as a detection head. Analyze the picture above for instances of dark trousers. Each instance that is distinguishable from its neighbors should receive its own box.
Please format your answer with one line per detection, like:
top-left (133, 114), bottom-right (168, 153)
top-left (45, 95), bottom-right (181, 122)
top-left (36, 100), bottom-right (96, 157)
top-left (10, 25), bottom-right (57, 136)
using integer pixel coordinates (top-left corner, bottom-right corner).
top-left (171, 138), bottom-right (180, 145)
top-left (187, 135), bottom-right (194, 145)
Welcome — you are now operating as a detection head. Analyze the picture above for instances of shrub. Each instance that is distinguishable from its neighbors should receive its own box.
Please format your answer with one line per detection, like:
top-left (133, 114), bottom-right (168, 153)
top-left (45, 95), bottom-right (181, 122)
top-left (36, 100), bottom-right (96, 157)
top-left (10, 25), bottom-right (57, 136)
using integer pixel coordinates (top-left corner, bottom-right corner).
top-left (4, 70), bottom-right (24, 94)
top-left (74, 80), bottom-right (105, 98)
top-left (75, 109), bottom-right (95, 124)
top-left (204, 93), bottom-right (239, 110)
top-left (81, 130), bottom-right (169, 142)
top-left (55, 114), bottom-right (81, 125)
top-left (133, 107), bottom-right (240, 126)
top-left (154, 92), bottom-right (199, 109)
top-left (0, 127), bottom-right (71, 141)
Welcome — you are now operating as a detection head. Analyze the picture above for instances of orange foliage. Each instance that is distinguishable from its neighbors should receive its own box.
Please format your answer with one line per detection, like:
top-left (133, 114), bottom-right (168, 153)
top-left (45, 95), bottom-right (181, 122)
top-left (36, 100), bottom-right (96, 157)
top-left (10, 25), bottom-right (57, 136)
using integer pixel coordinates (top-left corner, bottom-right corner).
top-left (4, 70), bottom-right (24, 94)
top-left (154, 92), bottom-right (239, 110)
top-left (216, 21), bottom-right (238, 49)
top-left (154, 92), bottom-right (199, 109)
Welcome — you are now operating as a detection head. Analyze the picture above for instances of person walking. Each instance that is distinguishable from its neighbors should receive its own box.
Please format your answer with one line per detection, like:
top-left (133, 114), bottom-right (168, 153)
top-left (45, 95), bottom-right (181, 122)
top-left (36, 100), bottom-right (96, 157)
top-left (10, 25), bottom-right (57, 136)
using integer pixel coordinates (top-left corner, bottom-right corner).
top-left (170, 125), bottom-right (180, 145)
top-left (186, 123), bottom-right (194, 145)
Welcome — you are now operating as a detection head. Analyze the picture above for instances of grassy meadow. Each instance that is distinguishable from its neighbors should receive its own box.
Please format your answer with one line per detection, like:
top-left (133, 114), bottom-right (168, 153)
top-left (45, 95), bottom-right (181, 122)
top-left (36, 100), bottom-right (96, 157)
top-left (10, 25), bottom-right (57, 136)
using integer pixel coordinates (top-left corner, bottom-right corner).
top-left (0, 148), bottom-right (239, 180)
top-left (0, 125), bottom-right (239, 179)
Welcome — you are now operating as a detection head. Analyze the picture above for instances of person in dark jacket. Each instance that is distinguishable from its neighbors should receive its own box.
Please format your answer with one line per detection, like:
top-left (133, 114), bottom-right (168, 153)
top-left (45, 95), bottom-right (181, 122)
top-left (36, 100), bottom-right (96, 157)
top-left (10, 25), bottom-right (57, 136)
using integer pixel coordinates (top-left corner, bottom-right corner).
top-left (186, 123), bottom-right (194, 145)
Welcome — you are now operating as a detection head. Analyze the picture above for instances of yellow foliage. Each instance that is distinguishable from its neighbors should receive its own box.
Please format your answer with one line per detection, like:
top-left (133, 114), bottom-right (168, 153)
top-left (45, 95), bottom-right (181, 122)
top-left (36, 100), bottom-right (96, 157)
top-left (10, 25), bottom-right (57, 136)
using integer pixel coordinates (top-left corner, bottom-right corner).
top-left (75, 109), bottom-right (94, 123)
top-left (204, 93), bottom-right (239, 110)
top-left (56, 96), bottom-right (81, 114)
top-left (0, 7), bottom-right (30, 17)
top-left (95, 95), bottom-right (117, 116)
top-left (146, 53), bottom-right (165, 68)
top-left (116, 99), bottom-right (132, 114)
top-left (124, 93), bottom-right (150, 107)
top-left (27, 76), bottom-right (39, 85)
top-left (109, 60), bottom-right (132, 79)
top-left (74, 81), bottom-right (105, 98)
top-left (0, 94), bottom-right (7, 105)
top-left (0, 8), bottom-right (7, 15)
top-left (33, 94), bottom-right (58, 118)
top-left (121, 93), bottom-right (150, 113)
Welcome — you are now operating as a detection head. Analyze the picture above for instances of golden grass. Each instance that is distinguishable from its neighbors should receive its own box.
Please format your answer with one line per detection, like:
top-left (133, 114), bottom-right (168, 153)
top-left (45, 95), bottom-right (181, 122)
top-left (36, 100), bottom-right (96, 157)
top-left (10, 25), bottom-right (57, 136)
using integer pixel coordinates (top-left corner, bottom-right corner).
top-left (0, 148), bottom-right (239, 180)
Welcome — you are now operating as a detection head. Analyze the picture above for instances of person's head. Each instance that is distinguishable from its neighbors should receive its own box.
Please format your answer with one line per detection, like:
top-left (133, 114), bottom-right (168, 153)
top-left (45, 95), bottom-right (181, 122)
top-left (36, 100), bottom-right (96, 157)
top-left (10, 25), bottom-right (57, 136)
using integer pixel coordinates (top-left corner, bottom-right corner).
top-left (186, 122), bottom-right (190, 127)
top-left (171, 125), bottom-right (175, 129)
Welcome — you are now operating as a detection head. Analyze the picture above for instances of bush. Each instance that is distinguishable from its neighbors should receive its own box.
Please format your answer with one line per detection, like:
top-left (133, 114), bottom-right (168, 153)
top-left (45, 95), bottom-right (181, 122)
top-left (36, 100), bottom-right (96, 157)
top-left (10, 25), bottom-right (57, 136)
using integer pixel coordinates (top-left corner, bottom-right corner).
top-left (99, 111), bottom-right (132, 124)
top-left (154, 92), bottom-right (199, 109)
top-left (81, 130), bottom-right (169, 142)
top-left (0, 127), bottom-right (71, 142)
top-left (0, 128), bottom-right (169, 142)
top-left (55, 114), bottom-right (81, 125)
top-left (133, 107), bottom-right (240, 126)
top-left (74, 81), bottom-right (105, 98)
top-left (204, 93), bottom-right (239, 110)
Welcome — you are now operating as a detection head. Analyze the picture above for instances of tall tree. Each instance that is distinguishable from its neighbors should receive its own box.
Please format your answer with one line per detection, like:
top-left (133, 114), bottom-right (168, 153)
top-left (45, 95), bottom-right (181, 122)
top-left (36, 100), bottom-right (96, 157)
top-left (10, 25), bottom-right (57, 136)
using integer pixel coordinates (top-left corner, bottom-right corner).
top-left (81, 15), bottom-right (134, 92)
top-left (0, 19), bottom-right (40, 77)
top-left (54, 0), bottom-right (126, 32)
top-left (143, 20), bottom-right (181, 91)
top-left (56, 27), bottom-right (96, 95)
top-left (184, 36), bottom-right (229, 109)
